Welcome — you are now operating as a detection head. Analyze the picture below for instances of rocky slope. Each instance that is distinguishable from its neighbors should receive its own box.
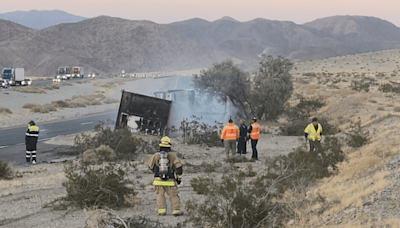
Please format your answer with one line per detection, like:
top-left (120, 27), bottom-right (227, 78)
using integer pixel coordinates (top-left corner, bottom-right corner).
top-left (0, 15), bottom-right (400, 76)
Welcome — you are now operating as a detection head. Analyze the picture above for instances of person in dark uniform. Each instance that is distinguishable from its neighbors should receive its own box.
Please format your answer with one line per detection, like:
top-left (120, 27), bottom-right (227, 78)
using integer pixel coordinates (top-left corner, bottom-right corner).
top-left (25, 120), bottom-right (39, 164)
top-left (237, 119), bottom-right (248, 155)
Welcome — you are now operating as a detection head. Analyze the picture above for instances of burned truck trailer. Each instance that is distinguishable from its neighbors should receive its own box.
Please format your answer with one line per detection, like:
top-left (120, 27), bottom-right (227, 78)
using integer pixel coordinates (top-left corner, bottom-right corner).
top-left (115, 90), bottom-right (172, 135)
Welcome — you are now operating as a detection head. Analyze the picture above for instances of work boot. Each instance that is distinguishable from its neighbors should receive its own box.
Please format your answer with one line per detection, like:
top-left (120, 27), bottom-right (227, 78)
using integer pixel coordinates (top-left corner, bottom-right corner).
top-left (158, 209), bottom-right (166, 216)
top-left (173, 210), bottom-right (184, 217)
top-left (32, 160), bottom-right (36, 165)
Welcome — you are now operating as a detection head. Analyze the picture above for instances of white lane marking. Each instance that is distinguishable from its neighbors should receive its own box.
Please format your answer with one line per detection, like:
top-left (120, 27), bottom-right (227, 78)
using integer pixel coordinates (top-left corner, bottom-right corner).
top-left (41, 129), bottom-right (47, 132)
top-left (17, 143), bottom-right (24, 146)
top-left (81, 122), bottom-right (93, 125)
top-left (0, 146), bottom-right (9, 149)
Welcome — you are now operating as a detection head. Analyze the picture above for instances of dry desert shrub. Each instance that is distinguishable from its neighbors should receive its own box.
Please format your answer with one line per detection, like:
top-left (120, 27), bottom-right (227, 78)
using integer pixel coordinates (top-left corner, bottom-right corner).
top-left (72, 123), bottom-right (141, 161)
top-left (31, 104), bottom-right (57, 113)
top-left (0, 160), bottom-right (13, 180)
top-left (0, 107), bottom-right (12, 114)
top-left (63, 161), bottom-right (136, 208)
top-left (82, 145), bottom-right (116, 165)
top-left (22, 103), bottom-right (39, 109)
top-left (103, 98), bottom-right (119, 104)
top-left (43, 84), bottom-right (60, 90)
top-left (14, 86), bottom-right (46, 94)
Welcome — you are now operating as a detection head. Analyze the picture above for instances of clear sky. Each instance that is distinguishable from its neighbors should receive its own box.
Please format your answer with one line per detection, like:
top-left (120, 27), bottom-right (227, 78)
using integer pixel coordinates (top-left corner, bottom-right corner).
top-left (2, 0), bottom-right (400, 26)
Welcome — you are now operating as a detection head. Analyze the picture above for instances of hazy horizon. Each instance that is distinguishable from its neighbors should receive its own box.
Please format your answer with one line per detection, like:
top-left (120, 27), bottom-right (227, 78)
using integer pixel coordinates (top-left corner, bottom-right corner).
top-left (1, 0), bottom-right (399, 26)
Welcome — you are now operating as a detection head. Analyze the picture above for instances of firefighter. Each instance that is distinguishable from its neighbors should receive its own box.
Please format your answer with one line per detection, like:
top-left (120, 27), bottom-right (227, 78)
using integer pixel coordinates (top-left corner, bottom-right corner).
top-left (25, 120), bottom-right (39, 164)
top-left (221, 118), bottom-right (239, 157)
top-left (247, 116), bottom-right (260, 160)
top-left (304, 117), bottom-right (322, 153)
top-left (148, 136), bottom-right (184, 216)
top-left (237, 119), bottom-right (248, 155)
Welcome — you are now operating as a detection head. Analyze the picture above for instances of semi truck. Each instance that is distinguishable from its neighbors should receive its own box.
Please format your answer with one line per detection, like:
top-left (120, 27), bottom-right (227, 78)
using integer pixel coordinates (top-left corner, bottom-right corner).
top-left (72, 66), bottom-right (84, 78)
top-left (1, 68), bottom-right (24, 86)
top-left (56, 66), bottom-right (72, 80)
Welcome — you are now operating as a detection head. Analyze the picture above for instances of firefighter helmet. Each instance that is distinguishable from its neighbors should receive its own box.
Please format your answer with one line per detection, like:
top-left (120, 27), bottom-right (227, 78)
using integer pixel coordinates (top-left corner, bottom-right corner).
top-left (159, 136), bottom-right (171, 147)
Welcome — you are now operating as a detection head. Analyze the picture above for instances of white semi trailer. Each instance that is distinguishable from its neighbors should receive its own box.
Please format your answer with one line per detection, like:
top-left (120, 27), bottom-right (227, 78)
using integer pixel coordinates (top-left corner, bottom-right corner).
top-left (72, 66), bottom-right (84, 78)
top-left (1, 68), bottom-right (24, 86)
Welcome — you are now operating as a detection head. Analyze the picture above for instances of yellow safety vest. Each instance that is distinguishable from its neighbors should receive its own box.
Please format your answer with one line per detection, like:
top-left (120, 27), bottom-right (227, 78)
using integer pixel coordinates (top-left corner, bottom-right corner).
top-left (304, 123), bottom-right (322, 141)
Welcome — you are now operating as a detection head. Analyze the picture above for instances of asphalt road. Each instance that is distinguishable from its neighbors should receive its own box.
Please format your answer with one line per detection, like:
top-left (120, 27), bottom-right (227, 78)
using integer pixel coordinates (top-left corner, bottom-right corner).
top-left (0, 110), bottom-right (118, 165)
top-left (0, 75), bottom-right (193, 166)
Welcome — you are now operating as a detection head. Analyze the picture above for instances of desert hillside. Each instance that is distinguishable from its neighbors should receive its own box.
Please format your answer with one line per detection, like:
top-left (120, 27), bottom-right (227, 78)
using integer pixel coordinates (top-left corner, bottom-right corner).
top-left (1, 15), bottom-right (400, 76)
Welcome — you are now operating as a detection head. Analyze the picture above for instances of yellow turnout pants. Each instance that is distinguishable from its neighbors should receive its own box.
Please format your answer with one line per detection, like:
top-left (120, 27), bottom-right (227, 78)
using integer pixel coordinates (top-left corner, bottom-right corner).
top-left (153, 185), bottom-right (181, 214)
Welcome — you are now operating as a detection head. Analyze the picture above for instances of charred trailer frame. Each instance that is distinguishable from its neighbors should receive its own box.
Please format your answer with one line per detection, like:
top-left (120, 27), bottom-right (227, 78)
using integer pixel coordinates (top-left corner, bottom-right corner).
top-left (115, 90), bottom-right (172, 136)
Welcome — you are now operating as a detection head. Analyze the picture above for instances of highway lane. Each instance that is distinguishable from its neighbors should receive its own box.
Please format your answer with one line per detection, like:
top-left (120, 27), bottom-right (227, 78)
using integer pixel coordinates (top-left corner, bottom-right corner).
top-left (0, 75), bottom-right (193, 165)
top-left (0, 110), bottom-right (118, 147)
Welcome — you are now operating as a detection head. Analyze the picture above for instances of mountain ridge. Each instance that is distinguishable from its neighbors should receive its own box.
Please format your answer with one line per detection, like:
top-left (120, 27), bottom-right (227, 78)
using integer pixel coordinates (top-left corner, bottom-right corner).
top-left (0, 15), bottom-right (399, 76)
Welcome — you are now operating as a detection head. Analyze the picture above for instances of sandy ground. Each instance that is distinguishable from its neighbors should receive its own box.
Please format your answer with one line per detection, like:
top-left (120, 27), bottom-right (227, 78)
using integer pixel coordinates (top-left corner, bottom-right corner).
top-left (2, 49), bottom-right (400, 227)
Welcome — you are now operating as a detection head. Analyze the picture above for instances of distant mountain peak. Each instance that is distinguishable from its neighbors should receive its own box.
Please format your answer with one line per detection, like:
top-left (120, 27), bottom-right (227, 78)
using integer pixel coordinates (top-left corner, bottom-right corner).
top-left (0, 10), bottom-right (86, 29)
top-left (219, 16), bottom-right (238, 22)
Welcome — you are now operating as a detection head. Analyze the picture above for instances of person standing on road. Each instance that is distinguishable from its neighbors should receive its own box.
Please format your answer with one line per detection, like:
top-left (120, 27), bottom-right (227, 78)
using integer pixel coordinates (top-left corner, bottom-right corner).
top-left (221, 118), bottom-right (239, 158)
top-left (304, 117), bottom-right (323, 153)
top-left (247, 116), bottom-right (260, 160)
top-left (25, 120), bottom-right (39, 164)
top-left (148, 136), bottom-right (184, 216)
top-left (237, 119), bottom-right (248, 155)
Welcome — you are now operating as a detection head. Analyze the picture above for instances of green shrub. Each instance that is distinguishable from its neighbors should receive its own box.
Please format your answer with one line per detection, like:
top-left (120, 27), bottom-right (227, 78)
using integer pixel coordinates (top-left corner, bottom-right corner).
top-left (280, 95), bottom-right (340, 136)
top-left (62, 161), bottom-right (135, 208)
top-left (0, 160), bottom-right (13, 179)
top-left (186, 170), bottom-right (292, 228)
top-left (186, 136), bottom-right (344, 228)
top-left (379, 82), bottom-right (400, 93)
top-left (346, 119), bottom-right (370, 148)
top-left (350, 77), bottom-right (377, 92)
top-left (73, 123), bottom-right (142, 161)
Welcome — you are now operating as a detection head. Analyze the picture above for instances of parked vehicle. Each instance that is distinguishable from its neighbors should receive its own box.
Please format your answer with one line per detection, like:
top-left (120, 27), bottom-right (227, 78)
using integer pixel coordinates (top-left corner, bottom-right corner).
top-left (1, 68), bottom-right (24, 86)
top-left (21, 78), bottom-right (32, 86)
top-left (72, 66), bottom-right (84, 78)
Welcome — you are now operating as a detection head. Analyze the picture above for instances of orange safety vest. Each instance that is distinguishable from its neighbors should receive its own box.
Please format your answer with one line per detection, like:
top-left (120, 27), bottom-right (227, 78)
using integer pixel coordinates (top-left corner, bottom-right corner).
top-left (304, 123), bottom-right (322, 141)
top-left (221, 123), bottom-right (239, 140)
top-left (250, 122), bottom-right (260, 140)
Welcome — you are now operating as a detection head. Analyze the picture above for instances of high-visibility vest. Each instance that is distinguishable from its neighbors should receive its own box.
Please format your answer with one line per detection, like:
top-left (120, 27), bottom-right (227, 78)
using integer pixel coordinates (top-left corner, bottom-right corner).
top-left (221, 123), bottom-right (239, 140)
top-left (304, 123), bottom-right (322, 141)
top-left (250, 122), bottom-right (260, 140)
top-left (26, 125), bottom-right (39, 137)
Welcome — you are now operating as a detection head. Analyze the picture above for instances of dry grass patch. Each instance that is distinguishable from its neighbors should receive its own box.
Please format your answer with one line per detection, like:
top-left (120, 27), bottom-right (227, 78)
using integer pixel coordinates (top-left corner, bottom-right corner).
top-left (43, 84), bottom-right (60, 90)
top-left (14, 86), bottom-right (46, 94)
top-left (31, 104), bottom-right (57, 113)
top-left (320, 170), bottom-right (389, 215)
top-left (103, 98), bottom-right (119, 104)
top-left (22, 103), bottom-right (39, 109)
top-left (0, 107), bottom-right (12, 114)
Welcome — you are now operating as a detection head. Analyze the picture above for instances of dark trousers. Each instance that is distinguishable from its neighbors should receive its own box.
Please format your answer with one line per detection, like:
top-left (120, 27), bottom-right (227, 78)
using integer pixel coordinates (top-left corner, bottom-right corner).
top-left (237, 139), bottom-right (246, 154)
top-left (251, 139), bottom-right (258, 159)
top-left (309, 140), bottom-right (320, 153)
